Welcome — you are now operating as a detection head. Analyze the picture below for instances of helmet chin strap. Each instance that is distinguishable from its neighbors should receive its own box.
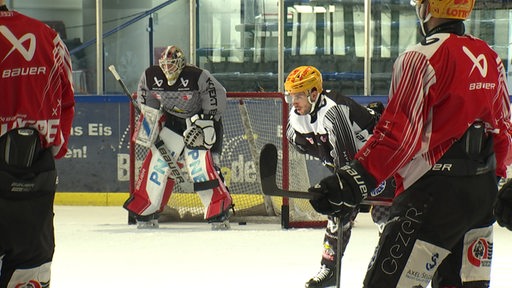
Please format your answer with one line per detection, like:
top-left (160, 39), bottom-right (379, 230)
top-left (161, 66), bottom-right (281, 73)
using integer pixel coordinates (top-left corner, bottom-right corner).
top-left (307, 91), bottom-right (318, 114)
top-left (416, 2), bottom-right (432, 36)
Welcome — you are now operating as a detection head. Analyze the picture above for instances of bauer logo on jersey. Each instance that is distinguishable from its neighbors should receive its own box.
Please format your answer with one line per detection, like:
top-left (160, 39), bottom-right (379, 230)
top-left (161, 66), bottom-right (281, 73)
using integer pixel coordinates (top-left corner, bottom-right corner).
top-left (153, 77), bottom-right (163, 87)
top-left (180, 78), bottom-right (189, 87)
top-left (463, 46), bottom-right (487, 77)
top-left (0, 26), bottom-right (36, 61)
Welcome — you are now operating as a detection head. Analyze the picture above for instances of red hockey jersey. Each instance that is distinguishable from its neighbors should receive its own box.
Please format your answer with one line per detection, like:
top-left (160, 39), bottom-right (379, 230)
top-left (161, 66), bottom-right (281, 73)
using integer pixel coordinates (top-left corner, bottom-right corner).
top-left (0, 11), bottom-right (74, 159)
top-left (356, 32), bottom-right (512, 195)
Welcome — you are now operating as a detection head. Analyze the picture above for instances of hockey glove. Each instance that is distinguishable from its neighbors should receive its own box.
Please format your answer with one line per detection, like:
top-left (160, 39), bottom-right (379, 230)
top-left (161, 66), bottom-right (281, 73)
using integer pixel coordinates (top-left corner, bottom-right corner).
top-left (494, 179), bottom-right (512, 231)
top-left (183, 114), bottom-right (217, 150)
top-left (309, 160), bottom-right (377, 217)
top-left (367, 101), bottom-right (384, 115)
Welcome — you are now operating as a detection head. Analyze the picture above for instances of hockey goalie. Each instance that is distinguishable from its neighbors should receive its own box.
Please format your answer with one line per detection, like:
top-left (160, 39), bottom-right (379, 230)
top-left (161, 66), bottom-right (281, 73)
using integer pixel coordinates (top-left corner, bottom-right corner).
top-left (123, 45), bottom-right (234, 230)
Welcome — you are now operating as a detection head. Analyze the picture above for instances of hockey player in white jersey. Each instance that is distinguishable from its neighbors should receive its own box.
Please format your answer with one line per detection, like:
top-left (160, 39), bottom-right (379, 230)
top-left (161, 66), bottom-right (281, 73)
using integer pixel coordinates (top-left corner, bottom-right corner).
top-left (284, 66), bottom-right (393, 287)
top-left (123, 45), bottom-right (233, 230)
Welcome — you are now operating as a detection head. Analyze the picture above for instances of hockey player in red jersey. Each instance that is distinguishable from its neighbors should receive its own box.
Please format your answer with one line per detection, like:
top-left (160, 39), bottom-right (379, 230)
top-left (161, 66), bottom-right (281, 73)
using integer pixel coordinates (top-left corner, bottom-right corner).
top-left (308, 0), bottom-right (512, 287)
top-left (123, 45), bottom-right (234, 230)
top-left (0, 1), bottom-right (75, 287)
top-left (284, 66), bottom-right (394, 287)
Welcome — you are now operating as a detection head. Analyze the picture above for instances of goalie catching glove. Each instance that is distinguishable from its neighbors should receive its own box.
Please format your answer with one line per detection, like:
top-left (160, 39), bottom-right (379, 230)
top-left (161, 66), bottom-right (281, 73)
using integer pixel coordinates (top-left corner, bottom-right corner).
top-left (494, 179), bottom-right (512, 231)
top-left (183, 114), bottom-right (216, 150)
top-left (309, 160), bottom-right (377, 217)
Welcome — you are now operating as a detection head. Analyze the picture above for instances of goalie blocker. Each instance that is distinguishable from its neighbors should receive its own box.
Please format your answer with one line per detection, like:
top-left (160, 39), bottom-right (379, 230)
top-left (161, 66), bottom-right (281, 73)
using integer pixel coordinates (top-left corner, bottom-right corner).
top-left (124, 112), bottom-right (233, 225)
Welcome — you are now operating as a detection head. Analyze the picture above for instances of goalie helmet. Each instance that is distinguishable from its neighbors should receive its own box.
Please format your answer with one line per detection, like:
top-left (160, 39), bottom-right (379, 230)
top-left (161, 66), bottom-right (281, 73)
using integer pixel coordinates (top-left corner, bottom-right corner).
top-left (284, 66), bottom-right (323, 95)
top-left (159, 45), bottom-right (186, 86)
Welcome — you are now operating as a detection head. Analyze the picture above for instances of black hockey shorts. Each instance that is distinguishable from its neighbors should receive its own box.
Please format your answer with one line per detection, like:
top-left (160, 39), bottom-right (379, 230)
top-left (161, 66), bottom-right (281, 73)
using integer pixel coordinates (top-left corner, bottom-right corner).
top-left (0, 147), bottom-right (57, 287)
top-left (363, 171), bottom-right (497, 288)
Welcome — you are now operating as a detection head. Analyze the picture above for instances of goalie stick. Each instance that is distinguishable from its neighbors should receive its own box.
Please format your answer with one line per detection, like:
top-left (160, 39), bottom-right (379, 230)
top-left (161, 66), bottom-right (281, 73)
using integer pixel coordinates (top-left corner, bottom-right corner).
top-left (238, 100), bottom-right (275, 216)
top-left (108, 65), bottom-right (141, 114)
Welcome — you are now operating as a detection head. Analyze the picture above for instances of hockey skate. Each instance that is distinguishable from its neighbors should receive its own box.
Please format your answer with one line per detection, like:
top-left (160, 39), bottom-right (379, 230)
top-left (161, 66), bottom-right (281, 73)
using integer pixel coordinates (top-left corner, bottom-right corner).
top-left (207, 206), bottom-right (234, 231)
top-left (136, 213), bottom-right (159, 229)
top-left (305, 265), bottom-right (336, 288)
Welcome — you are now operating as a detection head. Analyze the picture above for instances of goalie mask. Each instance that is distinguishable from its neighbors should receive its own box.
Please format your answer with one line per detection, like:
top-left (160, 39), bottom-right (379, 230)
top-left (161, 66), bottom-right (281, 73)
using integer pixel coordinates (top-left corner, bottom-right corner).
top-left (410, 0), bottom-right (475, 36)
top-left (159, 45), bottom-right (186, 86)
top-left (284, 66), bottom-right (323, 114)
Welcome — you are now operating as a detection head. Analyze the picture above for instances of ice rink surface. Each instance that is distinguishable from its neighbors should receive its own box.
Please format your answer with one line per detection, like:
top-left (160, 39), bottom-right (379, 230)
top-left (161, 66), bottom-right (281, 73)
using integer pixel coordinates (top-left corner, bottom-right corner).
top-left (51, 206), bottom-right (512, 288)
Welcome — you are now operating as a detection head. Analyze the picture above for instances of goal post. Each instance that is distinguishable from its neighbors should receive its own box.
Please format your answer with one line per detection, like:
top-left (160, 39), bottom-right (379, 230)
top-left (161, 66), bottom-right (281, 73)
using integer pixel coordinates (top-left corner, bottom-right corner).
top-left (129, 92), bottom-right (327, 228)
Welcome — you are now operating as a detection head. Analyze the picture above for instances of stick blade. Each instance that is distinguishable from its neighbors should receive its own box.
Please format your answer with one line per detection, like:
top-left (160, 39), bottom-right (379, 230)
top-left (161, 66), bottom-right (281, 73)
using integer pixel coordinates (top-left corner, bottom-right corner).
top-left (259, 143), bottom-right (279, 197)
top-left (259, 143), bottom-right (278, 179)
top-left (259, 143), bottom-right (319, 200)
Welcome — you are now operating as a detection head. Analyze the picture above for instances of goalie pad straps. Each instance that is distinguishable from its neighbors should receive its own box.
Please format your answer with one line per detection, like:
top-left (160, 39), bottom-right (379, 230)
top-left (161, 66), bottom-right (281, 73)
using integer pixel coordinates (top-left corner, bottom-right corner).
top-left (193, 179), bottom-right (219, 191)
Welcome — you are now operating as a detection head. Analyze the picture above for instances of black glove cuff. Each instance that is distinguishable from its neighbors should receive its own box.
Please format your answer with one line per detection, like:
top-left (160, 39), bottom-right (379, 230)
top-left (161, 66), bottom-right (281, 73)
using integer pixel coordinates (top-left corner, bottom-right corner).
top-left (338, 160), bottom-right (377, 200)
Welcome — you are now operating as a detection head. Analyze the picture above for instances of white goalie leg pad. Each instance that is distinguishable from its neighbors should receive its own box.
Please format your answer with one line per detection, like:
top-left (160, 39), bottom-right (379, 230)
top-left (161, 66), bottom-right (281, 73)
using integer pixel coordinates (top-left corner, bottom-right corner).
top-left (159, 126), bottom-right (185, 156)
top-left (141, 146), bottom-right (172, 214)
top-left (142, 127), bottom-right (187, 213)
top-left (7, 261), bottom-right (51, 288)
top-left (127, 127), bottom-right (186, 216)
top-left (159, 127), bottom-right (187, 180)
top-left (184, 147), bottom-right (232, 220)
top-left (461, 226), bottom-right (493, 283)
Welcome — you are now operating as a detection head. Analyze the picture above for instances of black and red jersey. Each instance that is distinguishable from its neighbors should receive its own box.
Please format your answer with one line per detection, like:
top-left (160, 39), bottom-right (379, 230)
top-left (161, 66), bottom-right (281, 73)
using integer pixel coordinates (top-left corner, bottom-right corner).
top-left (137, 64), bottom-right (227, 121)
top-left (356, 32), bottom-right (512, 195)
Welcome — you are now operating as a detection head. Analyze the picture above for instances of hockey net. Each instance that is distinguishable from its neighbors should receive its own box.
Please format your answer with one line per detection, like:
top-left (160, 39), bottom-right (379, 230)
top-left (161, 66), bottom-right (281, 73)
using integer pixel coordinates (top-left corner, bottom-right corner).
top-left (129, 92), bottom-right (327, 228)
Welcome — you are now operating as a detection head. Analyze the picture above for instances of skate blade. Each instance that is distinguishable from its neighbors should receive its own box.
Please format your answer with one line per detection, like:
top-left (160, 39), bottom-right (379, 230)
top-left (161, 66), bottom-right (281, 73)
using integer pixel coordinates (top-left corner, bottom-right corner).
top-left (211, 220), bottom-right (231, 231)
top-left (136, 220), bottom-right (159, 229)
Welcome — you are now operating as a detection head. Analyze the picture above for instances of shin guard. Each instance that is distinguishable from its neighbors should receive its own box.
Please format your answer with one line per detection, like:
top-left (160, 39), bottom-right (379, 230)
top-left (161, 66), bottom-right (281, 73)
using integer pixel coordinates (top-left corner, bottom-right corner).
top-left (460, 226), bottom-right (492, 286)
top-left (2, 262), bottom-right (51, 288)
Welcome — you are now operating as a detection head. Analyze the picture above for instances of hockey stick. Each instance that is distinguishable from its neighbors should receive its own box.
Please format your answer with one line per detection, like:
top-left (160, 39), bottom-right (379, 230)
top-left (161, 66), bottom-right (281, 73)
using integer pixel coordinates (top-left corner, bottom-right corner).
top-left (259, 143), bottom-right (393, 205)
top-left (108, 65), bottom-right (141, 114)
top-left (259, 143), bottom-right (323, 200)
top-left (260, 143), bottom-right (394, 287)
top-left (335, 215), bottom-right (343, 288)
top-left (260, 143), bottom-right (342, 286)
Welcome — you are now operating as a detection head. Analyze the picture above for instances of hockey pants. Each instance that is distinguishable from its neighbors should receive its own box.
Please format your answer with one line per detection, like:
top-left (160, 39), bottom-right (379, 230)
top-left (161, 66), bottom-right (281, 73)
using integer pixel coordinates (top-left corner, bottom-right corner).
top-left (363, 172), bottom-right (496, 288)
top-left (0, 129), bottom-right (56, 288)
